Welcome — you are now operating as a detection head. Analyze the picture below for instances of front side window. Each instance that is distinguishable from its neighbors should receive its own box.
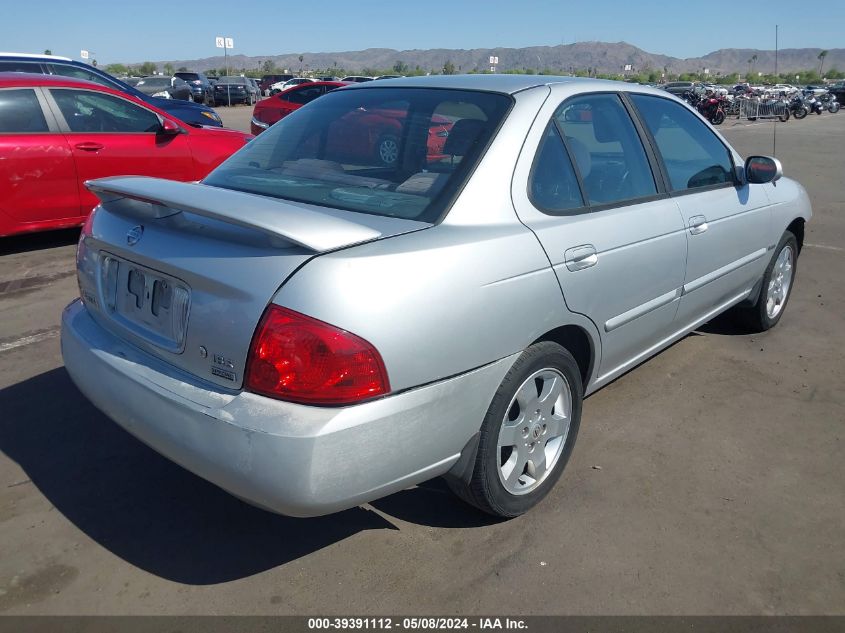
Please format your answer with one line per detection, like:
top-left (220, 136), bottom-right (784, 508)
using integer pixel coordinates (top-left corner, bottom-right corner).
top-left (555, 93), bottom-right (657, 205)
top-left (51, 89), bottom-right (161, 133)
top-left (48, 63), bottom-right (114, 88)
top-left (204, 87), bottom-right (512, 222)
top-left (629, 94), bottom-right (734, 191)
top-left (0, 89), bottom-right (49, 133)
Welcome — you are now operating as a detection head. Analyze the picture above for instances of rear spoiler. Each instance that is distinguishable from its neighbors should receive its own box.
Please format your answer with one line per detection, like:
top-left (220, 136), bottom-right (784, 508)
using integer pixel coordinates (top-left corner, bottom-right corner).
top-left (85, 176), bottom-right (382, 252)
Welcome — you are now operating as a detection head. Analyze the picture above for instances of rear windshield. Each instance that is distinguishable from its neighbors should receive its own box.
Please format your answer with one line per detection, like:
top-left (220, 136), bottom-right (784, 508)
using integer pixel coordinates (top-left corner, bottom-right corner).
top-left (175, 73), bottom-right (199, 81)
top-left (217, 76), bottom-right (247, 85)
top-left (204, 87), bottom-right (512, 223)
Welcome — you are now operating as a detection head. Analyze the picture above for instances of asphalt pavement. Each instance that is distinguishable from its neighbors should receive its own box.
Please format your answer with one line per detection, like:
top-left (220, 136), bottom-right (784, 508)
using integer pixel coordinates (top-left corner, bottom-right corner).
top-left (0, 113), bottom-right (843, 615)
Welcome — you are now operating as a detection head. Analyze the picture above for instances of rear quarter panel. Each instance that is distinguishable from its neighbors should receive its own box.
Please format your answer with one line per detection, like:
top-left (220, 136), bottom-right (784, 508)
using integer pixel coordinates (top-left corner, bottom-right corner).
top-left (273, 223), bottom-right (574, 392)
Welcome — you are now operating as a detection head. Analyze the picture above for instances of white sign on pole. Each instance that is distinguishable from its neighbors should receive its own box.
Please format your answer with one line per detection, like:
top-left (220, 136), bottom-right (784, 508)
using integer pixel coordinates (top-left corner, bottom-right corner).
top-left (624, 64), bottom-right (632, 71)
top-left (704, 68), bottom-right (710, 75)
top-left (489, 56), bottom-right (498, 65)
top-left (758, 71), bottom-right (762, 77)
top-left (215, 37), bottom-right (225, 48)
top-left (490, 66), bottom-right (496, 72)
top-left (80, 50), bottom-right (89, 60)
top-left (225, 37), bottom-right (234, 49)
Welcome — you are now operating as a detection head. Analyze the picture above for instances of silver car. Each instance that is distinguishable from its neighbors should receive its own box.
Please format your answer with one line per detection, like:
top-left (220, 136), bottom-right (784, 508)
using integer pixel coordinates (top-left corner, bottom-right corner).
top-left (62, 75), bottom-right (811, 518)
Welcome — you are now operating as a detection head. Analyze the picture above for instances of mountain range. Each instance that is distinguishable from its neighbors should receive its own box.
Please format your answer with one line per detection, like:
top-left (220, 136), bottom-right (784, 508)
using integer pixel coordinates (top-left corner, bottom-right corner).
top-left (148, 41), bottom-right (845, 76)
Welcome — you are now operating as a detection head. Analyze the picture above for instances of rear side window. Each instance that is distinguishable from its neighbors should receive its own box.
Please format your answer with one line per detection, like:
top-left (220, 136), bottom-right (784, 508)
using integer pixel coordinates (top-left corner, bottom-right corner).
top-left (555, 93), bottom-right (657, 205)
top-left (0, 60), bottom-right (42, 73)
top-left (530, 124), bottom-right (584, 213)
top-left (51, 89), bottom-right (161, 133)
top-left (0, 89), bottom-right (49, 133)
top-left (284, 86), bottom-right (324, 105)
top-left (48, 63), bottom-right (115, 88)
top-left (630, 94), bottom-right (734, 191)
top-left (204, 87), bottom-right (512, 222)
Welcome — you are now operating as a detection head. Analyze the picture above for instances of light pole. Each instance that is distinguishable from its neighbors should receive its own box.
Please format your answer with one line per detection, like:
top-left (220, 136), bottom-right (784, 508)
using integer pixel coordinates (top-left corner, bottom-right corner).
top-left (215, 36), bottom-right (234, 106)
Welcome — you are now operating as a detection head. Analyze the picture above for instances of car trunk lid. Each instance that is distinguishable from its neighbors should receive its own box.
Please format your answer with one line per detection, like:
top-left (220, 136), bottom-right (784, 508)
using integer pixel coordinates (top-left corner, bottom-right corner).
top-left (77, 176), bottom-right (427, 390)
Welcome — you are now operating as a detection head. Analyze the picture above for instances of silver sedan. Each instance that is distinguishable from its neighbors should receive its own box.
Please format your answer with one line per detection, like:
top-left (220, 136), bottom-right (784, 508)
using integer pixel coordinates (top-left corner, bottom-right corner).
top-left (62, 75), bottom-right (811, 517)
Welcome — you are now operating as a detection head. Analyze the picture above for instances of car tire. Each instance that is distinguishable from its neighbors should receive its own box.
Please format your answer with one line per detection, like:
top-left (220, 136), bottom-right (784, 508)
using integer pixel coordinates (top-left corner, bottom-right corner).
top-left (448, 341), bottom-right (583, 518)
top-left (375, 134), bottom-right (400, 166)
top-left (736, 230), bottom-right (798, 332)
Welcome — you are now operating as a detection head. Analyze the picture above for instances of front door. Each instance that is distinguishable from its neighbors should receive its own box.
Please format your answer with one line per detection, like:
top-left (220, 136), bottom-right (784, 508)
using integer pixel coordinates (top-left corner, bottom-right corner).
top-left (513, 92), bottom-right (688, 382)
top-left (627, 94), bottom-right (772, 327)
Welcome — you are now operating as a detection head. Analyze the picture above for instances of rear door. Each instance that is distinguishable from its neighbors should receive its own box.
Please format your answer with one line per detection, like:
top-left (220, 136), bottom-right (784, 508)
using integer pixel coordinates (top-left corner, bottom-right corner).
top-left (627, 94), bottom-right (772, 327)
top-left (0, 87), bottom-right (81, 234)
top-left (44, 87), bottom-right (196, 214)
top-left (512, 91), bottom-right (688, 382)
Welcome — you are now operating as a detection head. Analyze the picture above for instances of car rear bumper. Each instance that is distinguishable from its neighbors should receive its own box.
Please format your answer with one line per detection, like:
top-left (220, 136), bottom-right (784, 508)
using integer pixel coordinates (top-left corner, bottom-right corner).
top-left (61, 299), bottom-right (515, 517)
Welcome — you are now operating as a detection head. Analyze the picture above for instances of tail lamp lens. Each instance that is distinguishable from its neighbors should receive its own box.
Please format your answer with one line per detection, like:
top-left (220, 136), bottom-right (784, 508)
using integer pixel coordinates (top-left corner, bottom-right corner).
top-left (245, 305), bottom-right (389, 406)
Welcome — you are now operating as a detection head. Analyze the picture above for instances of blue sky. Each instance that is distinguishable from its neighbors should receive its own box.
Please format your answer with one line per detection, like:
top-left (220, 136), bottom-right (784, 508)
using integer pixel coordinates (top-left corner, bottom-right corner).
top-left (4, 0), bottom-right (843, 64)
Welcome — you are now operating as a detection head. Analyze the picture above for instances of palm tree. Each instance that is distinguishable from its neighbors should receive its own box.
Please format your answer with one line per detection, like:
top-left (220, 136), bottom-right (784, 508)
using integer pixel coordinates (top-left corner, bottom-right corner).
top-left (750, 54), bottom-right (758, 78)
top-left (298, 54), bottom-right (304, 74)
top-left (818, 50), bottom-right (829, 77)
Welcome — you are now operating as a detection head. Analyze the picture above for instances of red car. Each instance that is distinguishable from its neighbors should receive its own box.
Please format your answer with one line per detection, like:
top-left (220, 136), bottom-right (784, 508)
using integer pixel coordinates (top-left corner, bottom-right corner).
top-left (0, 73), bottom-right (253, 237)
top-left (251, 81), bottom-right (454, 167)
top-left (251, 81), bottom-right (350, 135)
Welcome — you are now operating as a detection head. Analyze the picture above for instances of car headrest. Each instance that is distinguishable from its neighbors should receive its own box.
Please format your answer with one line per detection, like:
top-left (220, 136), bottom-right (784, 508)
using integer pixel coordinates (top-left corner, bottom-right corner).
top-left (591, 106), bottom-right (624, 143)
top-left (443, 119), bottom-right (485, 156)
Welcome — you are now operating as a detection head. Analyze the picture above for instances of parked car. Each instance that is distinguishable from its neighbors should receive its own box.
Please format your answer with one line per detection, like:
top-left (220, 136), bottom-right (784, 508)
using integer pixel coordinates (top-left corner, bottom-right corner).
top-left (134, 76), bottom-right (193, 101)
top-left (374, 74), bottom-right (404, 80)
top-left (340, 75), bottom-right (374, 83)
top-left (663, 81), bottom-right (695, 96)
top-left (174, 71), bottom-right (215, 105)
top-left (122, 77), bottom-right (141, 87)
top-left (0, 53), bottom-right (223, 127)
top-left (251, 81), bottom-right (453, 164)
top-left (269, 77), bottom-right (314, 95)
top-left (0, 73), bottom-right (252, 237)
top-left (829, 81), bottom-right (845, 103)
top-left (213, 76), bottom-right (259, 105)
top-left (259, 74), bottom-right (294, 95)
top-left (63, 75), bottom-right (810, 519)
top-left (250, 81), bottom-right (349, 134)
top-left (247, 77), bottom-right (261, 97)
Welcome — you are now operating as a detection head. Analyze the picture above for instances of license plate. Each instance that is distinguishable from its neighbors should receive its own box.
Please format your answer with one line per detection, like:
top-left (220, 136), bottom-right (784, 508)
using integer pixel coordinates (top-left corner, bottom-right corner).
top-left (99, 254), bottom-right (190, 352)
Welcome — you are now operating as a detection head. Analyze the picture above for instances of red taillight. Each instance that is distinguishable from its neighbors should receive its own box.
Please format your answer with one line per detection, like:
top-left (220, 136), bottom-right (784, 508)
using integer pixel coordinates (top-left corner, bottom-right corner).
top-left (245, 305), bottom-right (390, 406)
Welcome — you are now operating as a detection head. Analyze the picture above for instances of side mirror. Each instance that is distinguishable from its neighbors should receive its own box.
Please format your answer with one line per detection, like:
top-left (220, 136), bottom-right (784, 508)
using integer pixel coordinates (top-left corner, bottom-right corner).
top-left (159, 118), bottom-right (184, 135)
top-left (744, 155), bottom-right (782, 184)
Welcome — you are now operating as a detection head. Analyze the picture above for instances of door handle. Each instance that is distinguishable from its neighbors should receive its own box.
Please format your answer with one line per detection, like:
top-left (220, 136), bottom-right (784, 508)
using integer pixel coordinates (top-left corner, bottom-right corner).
top-left (689, 215), bottom-right (708, 235)
top-left (564, 244), bottom-right (598, 271)
top-left (74, 142), bottom-right (104, 152)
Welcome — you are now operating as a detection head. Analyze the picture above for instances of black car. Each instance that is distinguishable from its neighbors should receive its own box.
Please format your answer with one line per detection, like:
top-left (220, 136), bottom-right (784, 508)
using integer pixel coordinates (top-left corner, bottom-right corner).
top-left (213, 76), bottom-right (258, 105)
top-left (134, 76), bottom-right (193, 101)
top-left (663, 81), bottom-right (695, 97)
top-left (0, 53), bottom-right (222, 127)
top-left (829, 81), bottom-right (845, 103)
top-left (174, 71), bottom-right (214, 105)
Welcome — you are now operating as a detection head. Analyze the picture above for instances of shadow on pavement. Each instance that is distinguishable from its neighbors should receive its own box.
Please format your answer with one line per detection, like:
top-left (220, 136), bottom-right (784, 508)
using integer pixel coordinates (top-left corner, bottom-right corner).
top-left (0, 368), bottom-right (405, 584)
top-left (0, 229), bottom-right (80, 256)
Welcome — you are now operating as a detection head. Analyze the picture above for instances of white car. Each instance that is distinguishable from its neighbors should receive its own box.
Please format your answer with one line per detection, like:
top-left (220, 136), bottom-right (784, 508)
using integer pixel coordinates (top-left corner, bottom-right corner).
top-left (269, 77), bottom-right (314, 94)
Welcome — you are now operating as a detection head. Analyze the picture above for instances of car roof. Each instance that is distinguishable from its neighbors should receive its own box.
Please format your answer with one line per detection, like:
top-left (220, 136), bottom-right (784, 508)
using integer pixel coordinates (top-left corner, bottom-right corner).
top-left (345, 73), bottom-right (636, 94)
top-left (0, 72), bottom-right (111, 89)
top-left (0, 51), bottom-right (73, 61)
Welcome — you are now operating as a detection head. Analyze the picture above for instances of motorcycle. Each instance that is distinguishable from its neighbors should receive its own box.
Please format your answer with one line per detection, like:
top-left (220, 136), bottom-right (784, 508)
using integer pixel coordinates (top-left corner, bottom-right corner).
top-left (819, 91), bottom-right (841, 113)
top-left (803, 92), bottom-right (825, 115)
top-left (684, 90), bottom-right (726, 125)
top-left (789, 94), bottom-right (809, 119)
